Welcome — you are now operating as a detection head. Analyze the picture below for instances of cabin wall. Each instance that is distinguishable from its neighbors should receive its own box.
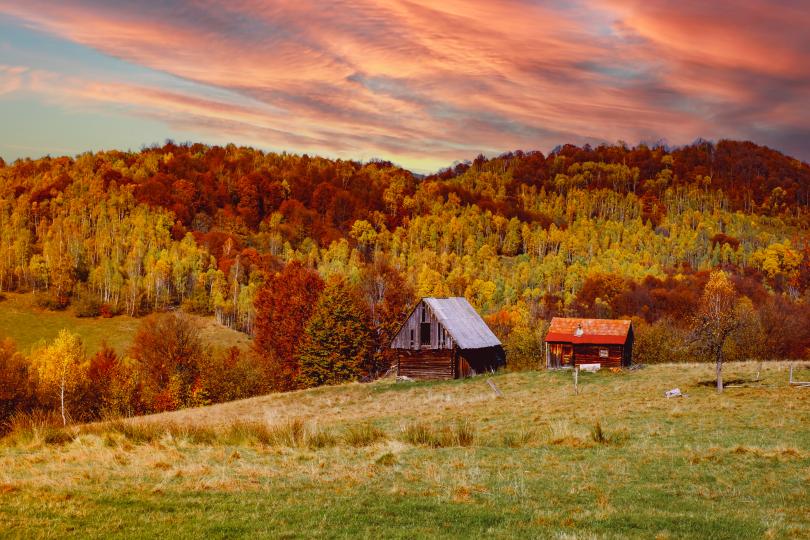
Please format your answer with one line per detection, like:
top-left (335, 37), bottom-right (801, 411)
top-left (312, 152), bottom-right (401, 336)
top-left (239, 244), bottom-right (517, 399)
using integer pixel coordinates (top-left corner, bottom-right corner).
top-left (397, 349), bottom-right (455, 380)
top-left (390, 301), bottom-right (454, 350)
top-left (623, 330), bottom-right (634, 366)
top-left (572, 344), bottom-right (624, 368)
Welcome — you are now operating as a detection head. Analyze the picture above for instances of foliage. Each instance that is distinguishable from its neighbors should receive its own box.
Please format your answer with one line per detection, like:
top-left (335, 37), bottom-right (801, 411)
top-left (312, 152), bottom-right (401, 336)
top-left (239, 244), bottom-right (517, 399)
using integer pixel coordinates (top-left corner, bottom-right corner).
top-left (297, 277), bottom-right (374, 387)
top-left (690, 271), bottom-right (761, 392)
top-left (252, 261), bottom-right (324, 391)
top-left (129, 312), bottom-right (208, 411)
top-left (29, 329), bottom-right (86, 425)
top-left (632, 317), bottom-right (691, 364)
top-left (0, 339), bottom-right (32, 426)
top-left (1, 139), bottom-right (809, 417)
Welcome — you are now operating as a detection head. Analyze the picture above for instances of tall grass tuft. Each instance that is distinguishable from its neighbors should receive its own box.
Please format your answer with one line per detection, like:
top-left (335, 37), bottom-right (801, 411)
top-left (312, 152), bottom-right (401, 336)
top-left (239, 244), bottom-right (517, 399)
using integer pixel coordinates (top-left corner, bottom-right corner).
top-left (590, 421), bottom-right (608, 444)
top-left (501, 429), bottom-right (535, 448)
top-left (343, 424), bottom-right (387, 447)
top-left (1, 411), bottom-right (72, 447)
top-left (400, 420), bottom-right (476, 448)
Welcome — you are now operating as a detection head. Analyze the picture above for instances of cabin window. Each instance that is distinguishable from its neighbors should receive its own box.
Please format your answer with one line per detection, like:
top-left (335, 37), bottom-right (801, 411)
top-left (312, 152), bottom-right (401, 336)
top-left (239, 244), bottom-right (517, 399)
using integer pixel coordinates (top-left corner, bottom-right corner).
top-left (599, 349), bottom-right (609, 358)
top-left (409, 329), bottom-right (414, 348)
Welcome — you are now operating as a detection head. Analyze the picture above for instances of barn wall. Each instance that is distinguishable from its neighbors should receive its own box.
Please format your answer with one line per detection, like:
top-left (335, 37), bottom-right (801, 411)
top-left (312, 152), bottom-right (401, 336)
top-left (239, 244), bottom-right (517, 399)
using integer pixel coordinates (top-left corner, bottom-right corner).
top-left (572, 344), bottom-right (624, 368)
top-left (390, 301), bottom-right (454, 350)
top-left (397, 349), bottom-right (455, 380)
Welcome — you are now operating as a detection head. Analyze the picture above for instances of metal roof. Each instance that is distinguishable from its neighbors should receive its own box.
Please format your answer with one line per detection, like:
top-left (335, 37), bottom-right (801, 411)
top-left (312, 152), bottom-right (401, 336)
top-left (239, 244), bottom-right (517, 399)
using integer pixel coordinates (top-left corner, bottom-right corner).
top-left (545, 317), bottom-right (632, 345)
top-left (423, 297), bottom-right (502, 350)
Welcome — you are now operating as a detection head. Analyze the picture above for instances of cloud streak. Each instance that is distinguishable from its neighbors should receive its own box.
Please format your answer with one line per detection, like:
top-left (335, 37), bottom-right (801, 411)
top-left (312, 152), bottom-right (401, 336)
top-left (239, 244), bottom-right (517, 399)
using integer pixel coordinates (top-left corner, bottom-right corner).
top-left (0, 0), bottom-right (808, 168)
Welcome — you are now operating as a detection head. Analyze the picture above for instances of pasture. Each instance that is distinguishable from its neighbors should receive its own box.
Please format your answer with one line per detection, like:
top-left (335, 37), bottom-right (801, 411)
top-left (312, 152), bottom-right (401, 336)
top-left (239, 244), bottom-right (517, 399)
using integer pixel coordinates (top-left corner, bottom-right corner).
top-left (0, 293), bottom-right (250, 354)
top-left (1, 362), bottom-right (808, 538)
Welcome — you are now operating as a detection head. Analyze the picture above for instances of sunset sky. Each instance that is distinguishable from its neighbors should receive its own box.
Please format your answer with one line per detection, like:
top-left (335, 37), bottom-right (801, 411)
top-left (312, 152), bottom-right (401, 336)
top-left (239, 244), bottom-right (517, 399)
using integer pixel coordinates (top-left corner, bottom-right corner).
top-left (1, 0), bottom-right (808, 171)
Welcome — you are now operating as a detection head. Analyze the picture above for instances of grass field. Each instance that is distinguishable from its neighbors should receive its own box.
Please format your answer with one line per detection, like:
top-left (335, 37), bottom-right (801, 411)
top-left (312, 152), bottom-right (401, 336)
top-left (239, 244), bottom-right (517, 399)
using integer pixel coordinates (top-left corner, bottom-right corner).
top-left (0, 293), bottom-right (250, 354)
top-left (1, 362), bottom-right (808, 539)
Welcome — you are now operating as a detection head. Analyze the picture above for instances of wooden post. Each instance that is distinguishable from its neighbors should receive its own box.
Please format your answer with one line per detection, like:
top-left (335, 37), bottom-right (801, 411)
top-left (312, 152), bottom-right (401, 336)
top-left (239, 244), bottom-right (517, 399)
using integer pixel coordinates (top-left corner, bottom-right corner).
top-left (574, 367), bottom-right (579, 395)
top-left (487, 379), bottom-right (503, 398)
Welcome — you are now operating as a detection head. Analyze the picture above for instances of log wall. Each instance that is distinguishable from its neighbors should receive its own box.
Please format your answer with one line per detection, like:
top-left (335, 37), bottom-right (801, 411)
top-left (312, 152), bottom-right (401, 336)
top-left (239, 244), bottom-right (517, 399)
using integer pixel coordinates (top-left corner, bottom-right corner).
top-left (572, 344), bottom-right (625, 368)
top-left (397, 349), bottom-right (455, 380)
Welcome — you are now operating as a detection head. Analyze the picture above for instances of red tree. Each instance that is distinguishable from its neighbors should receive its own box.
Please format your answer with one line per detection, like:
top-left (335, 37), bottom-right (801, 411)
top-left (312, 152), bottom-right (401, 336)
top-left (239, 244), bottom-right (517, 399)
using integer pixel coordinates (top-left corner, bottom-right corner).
top-left (253, 261), bottom-right (324, 391)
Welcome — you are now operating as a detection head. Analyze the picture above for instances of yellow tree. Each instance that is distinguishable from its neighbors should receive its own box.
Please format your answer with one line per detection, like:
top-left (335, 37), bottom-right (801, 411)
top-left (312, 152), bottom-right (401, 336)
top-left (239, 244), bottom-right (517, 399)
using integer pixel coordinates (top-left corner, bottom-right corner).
top-left (690, 271), bottom-right (757, 393)
top-left (33, 329), bottom-right (86, 425)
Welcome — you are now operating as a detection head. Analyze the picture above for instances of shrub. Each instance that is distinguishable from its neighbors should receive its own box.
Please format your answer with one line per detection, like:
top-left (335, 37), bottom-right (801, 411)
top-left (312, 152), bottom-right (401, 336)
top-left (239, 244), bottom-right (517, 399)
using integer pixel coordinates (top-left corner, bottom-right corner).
top-left (73, 295), bottom-right (101, 318)
top-left (34, 292), bottom-right (69, 311)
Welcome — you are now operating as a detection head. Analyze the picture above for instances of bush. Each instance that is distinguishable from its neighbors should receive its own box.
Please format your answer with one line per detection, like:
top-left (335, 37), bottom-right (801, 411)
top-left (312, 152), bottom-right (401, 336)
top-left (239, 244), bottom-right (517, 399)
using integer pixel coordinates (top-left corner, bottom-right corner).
top-left (74, 295), bottom-right (101, 317)
top-left (99, 304), bottom-right (120, 318)
top-left (34, 292), bottom-right (69, 311)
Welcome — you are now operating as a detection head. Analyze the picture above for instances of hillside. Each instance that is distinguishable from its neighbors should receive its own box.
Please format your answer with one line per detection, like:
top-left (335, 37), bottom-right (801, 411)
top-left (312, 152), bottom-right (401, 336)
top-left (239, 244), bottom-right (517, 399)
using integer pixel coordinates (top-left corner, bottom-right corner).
top-left (0, 292), bottom-right (250, 355)
top-left (1, 363), bottom-right (808, 538)
top-left (1, 140), bottom-right (808, 337)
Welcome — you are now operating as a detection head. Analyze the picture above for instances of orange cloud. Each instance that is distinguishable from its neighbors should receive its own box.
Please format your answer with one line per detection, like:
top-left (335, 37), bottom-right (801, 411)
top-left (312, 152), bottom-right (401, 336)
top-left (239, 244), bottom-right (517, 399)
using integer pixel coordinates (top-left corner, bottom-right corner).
top-left (1, 0), bottom-right (808, 167)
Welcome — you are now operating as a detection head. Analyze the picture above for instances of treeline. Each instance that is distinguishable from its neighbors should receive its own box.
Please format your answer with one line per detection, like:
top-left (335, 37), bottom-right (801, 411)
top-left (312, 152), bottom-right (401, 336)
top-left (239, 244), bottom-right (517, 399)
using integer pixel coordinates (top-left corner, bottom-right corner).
top-left (0, 140), bottom-right (808, 374)
top-left (0, 257), bottom-right (413, 428)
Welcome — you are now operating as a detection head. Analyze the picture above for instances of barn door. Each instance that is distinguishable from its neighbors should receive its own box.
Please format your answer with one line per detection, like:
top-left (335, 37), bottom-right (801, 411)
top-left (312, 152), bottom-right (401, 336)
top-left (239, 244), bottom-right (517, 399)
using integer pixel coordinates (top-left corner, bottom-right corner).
top-left (549, 343), bottom-right (562, 368)
top-left (562, 345), bottom-right (574, 367)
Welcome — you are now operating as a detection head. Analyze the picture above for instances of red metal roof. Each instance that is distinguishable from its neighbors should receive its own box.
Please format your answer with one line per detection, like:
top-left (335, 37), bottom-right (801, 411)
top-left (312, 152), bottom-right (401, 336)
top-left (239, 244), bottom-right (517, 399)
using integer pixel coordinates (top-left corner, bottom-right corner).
top-left (544, 317), bottom-right (632, 345)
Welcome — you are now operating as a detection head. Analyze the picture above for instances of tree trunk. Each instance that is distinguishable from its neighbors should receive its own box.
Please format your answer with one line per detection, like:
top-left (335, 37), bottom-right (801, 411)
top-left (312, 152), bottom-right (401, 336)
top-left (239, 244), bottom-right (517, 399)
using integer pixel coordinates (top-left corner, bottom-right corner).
top-left (715, 349), bottom-right (723, 393)
top-left (60, 381), bottom-right (67, 426)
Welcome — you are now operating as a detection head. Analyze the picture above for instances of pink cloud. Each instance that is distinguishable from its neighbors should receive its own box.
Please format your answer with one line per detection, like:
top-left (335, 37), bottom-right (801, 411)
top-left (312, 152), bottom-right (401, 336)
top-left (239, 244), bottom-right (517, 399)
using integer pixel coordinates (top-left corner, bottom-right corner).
top-left (1, 0), bottom-right (808, 166)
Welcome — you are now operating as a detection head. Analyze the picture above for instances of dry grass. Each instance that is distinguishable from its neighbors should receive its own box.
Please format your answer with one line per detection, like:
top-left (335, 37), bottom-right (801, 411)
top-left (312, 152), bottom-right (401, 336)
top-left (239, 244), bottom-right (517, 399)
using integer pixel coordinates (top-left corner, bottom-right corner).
top-left (0, 361), bottom-right (808, 538)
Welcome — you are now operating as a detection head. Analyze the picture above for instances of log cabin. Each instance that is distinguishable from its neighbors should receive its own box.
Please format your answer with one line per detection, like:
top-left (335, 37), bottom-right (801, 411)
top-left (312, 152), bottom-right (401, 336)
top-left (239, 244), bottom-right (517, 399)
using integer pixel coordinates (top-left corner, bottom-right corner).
top-left (544, 317), bottom-right (633, 368)
top-left (390, 297), bottom-right (506, 380)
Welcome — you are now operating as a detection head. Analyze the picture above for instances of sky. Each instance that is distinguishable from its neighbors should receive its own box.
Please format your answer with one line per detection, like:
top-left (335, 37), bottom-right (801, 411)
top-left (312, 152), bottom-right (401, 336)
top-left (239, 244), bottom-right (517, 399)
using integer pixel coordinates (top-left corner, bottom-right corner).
top-left (0, 1), bottom-right (808, 172)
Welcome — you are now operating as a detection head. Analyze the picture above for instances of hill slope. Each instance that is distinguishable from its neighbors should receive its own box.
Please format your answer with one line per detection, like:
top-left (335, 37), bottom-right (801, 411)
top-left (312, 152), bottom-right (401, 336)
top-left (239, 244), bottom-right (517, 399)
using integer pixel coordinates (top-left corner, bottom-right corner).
top-left (2, 363), bottom-right (808, 538)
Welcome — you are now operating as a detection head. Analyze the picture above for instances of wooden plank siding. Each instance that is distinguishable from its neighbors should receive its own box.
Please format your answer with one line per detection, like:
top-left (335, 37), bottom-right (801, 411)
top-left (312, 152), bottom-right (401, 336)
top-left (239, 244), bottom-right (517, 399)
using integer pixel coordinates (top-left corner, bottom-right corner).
top-left (390, 301), bottom-right (454, 351)
top-left (397, 349), bottom-right (455, 380)
top-left (391, 298), bottom-right (506, 380)
top-left (572, 344), bottom-right (624, 368)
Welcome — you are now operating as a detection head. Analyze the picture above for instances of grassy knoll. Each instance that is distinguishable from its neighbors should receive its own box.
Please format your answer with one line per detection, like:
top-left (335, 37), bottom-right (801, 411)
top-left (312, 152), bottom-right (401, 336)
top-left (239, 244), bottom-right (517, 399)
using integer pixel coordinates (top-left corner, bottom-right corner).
top-left (1, 362), bottom-right (809, 539)
top-left (0, 293), bottom-right (250, 354)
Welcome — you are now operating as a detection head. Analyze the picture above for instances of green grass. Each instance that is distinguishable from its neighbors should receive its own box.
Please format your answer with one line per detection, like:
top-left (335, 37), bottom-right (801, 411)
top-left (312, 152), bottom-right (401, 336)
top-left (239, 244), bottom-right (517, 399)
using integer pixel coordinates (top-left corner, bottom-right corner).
top-left (0, 292), bottom-right (250, 354)
top-left (1, 363), bottom-right (809, 538)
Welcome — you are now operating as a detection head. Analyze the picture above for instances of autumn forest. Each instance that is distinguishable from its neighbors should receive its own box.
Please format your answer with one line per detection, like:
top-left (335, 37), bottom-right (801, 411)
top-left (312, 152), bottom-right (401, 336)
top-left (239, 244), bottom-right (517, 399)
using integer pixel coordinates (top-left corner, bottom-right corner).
top-left (1, 139), bottom-right (809, 426)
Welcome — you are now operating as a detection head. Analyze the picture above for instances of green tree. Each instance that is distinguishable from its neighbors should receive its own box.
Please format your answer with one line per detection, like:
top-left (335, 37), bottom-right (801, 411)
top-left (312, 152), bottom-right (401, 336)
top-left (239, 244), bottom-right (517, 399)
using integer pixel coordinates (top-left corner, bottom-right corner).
top-left (297, 278), bottom-right (374, 388)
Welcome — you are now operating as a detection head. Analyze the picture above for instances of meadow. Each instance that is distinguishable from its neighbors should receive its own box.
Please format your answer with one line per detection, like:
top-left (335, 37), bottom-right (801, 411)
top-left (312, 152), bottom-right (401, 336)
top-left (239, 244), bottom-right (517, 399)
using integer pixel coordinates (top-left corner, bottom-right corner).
top-left (1, 362), bottom-right (808, 539)
top-left (0, 293), bottom-right (250, 354)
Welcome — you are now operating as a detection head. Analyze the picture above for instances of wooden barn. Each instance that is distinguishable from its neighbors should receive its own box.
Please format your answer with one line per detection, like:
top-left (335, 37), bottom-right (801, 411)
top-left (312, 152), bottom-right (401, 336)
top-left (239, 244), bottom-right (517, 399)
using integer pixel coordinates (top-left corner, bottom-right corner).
top-left (390, 297), bottom-right (506, 380)
top-left (544, 317), bottom-right (633, 369)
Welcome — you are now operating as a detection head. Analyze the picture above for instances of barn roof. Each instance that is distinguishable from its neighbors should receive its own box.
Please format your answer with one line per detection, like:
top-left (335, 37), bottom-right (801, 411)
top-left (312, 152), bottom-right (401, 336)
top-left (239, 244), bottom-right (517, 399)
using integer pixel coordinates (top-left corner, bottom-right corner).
top-left (424, 297), bottom-right (502, 350)
top-left (545, 317), bottom-right (632, 345)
